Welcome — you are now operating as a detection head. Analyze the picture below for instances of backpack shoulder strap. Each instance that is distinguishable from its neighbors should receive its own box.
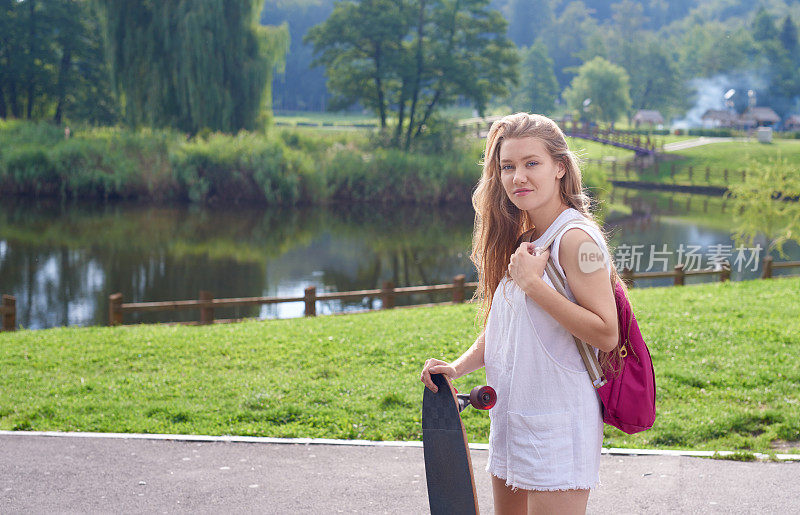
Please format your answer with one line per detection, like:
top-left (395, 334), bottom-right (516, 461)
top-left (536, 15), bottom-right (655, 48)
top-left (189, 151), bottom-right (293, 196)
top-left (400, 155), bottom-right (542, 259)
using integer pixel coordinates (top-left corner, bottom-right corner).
top-left (538, 216), bottom-right (607, 388)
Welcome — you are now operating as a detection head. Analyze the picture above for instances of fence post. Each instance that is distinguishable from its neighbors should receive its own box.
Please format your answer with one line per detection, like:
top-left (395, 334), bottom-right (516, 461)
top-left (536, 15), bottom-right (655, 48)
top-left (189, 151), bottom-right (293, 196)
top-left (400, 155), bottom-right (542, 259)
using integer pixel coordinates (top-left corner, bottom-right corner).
top-left (705, 166), bottom-right (710, 182)
top-left (621, 268), bottom-right (634, 288)
top-left (612, 161), bottom-right (617, 177)
top-left (670, 163), bottom-right (675, 182)
top-left (742, 169), bottom-right (746, 181)
top-left (199, 290), bottom-right (214, 325)
top-left (673, 264), bottom-right (685, 286)
top-left (762, 256), bottom-right (773, 279)
top-left (381, 281), bottom-right (395, 309)
top-left (688, 166), bottom-right (693, 182)
top-left (452, 275), bottom-right (466, 303)
top-left (304, 286), bottom-right (317, 316)
top-left (724, 169), bottom-right (728, 183)
top-left (109, 293), bottom-right (123, 326)
top-left (625, 162), bottom-right (631, 179)
top-left (720, 263), bottom-right (731, 282)
top-left (2, 295), bottom-right (16, 331)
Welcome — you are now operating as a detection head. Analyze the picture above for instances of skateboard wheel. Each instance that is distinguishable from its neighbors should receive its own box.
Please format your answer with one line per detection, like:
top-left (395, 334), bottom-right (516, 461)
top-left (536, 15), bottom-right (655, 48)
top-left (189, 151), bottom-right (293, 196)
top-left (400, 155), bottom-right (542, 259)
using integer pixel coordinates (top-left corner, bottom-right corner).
top-left (469, 385), bottom-right (496, 410)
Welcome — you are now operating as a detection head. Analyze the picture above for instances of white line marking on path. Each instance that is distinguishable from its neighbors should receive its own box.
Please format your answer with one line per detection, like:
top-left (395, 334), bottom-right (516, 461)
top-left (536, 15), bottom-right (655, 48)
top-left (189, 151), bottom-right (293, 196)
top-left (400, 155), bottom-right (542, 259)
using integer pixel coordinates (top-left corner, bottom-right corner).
top-left (1, 430), bottom-right (798, 461)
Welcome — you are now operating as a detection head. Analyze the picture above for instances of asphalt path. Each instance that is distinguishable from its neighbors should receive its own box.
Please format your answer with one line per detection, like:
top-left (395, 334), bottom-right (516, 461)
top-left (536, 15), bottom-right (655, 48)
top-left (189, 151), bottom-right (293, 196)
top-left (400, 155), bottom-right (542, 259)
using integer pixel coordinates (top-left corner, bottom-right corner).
top-left (661, 137), bottom-right (746, 152)
top-left (1, 433), bottom-right (799, 514)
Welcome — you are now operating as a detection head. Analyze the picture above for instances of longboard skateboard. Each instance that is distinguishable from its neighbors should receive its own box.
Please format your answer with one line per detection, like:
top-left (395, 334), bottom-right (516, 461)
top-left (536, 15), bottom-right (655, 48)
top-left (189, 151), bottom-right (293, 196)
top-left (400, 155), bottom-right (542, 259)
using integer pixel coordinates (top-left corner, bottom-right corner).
top-left (422, 373), bottom-right (496, 515)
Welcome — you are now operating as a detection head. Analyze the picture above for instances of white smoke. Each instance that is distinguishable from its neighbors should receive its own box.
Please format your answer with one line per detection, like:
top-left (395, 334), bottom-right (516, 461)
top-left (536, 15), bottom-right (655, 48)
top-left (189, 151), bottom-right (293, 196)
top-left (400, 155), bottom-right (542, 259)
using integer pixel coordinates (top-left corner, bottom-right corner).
top-left (672, 71), bottom-right (770, 129)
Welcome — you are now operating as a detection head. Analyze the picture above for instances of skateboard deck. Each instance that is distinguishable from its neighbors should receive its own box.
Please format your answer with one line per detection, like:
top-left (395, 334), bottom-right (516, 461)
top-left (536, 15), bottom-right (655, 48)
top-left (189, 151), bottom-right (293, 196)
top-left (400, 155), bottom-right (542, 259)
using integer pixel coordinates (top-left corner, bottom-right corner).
top-left (422, 373), bottom-right (496, 515)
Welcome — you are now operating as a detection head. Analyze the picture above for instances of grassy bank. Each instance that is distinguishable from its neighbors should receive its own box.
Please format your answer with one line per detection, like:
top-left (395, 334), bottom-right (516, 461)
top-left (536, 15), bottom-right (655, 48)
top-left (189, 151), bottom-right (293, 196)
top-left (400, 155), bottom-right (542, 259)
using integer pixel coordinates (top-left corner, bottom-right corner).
top-left (632, 139), bottom-right (800, 188)
top-left (0, 120), bottom-right (487, 205)
top-left (0, 120), bottom-right (617, 205)
top-left (1, 276), bottom-right (798, 454)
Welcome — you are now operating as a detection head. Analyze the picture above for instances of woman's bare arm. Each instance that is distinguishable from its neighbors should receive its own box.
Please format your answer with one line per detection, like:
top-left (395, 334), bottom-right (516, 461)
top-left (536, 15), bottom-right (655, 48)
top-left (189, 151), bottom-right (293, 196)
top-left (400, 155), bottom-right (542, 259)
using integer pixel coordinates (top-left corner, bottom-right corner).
top-left (516, 228), bottom-right (618, 352)
top-left (420, 329), bottom-right (486, 392)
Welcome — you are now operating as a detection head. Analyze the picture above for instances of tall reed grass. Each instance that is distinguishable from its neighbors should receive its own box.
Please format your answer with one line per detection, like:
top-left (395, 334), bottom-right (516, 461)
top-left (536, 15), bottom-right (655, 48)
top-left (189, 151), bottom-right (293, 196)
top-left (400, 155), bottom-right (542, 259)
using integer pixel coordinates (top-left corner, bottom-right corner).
top-left (0, 120), bottom-right (607, 205)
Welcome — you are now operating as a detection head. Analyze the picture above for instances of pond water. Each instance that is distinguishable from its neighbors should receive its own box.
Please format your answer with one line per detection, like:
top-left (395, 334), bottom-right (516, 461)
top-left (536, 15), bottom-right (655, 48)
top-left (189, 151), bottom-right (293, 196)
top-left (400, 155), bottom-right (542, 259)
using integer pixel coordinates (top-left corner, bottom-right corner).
top-left (1, 186), bottom-right (797, 330)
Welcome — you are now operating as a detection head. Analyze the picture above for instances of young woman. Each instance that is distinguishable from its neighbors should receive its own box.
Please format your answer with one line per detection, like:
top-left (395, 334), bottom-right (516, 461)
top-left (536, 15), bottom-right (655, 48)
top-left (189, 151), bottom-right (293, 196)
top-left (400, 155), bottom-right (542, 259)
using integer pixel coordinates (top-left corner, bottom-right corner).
top-left (420, 113), bottom-right (621, 514)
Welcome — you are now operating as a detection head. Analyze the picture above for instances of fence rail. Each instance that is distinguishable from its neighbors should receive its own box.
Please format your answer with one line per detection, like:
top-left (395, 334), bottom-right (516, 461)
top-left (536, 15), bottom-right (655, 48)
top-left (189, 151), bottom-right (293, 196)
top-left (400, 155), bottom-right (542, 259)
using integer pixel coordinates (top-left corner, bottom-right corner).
top-left (3, 258), bottom-right (798, 331)
top-left (1, 295), bottom-right (15, 331)
top-left (101, 257), bottom-right (800, 327)
top-left (604, 160), bottom-right (754, 190)
top-left (108, 275), bottom-right (479, 326)
top-left (561, 121), bottom-right (662, 155)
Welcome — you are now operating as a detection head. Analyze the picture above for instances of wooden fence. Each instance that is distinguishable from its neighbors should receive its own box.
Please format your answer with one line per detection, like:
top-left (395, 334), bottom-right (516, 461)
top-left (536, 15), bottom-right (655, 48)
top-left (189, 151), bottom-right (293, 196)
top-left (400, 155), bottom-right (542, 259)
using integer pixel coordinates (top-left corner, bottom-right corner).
top-left (1, 295), bottom-right (15, 332)
top-left (561, 121), bottom-right (662, 155)
top-left (605, 160), bottom-right (749, 189)
top-left (2, 259), bottom-right (797, 331)
top-left (108, 275), bottom-right (479, 327)
top-left (103, 257), bottom-right (800, 327)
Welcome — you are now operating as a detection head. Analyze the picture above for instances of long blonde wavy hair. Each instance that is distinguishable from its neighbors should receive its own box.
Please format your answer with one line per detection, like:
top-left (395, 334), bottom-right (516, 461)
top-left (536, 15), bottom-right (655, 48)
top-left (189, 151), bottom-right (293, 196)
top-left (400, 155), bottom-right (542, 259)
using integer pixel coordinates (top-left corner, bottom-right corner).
top-left (469, 113), bottom-right (625, 370)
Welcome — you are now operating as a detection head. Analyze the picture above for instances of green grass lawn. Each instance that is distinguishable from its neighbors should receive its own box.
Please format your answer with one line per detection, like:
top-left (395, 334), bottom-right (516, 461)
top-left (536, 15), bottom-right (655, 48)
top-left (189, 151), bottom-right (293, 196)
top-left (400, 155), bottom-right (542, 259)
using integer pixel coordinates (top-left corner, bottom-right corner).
top-left (660, 135), bottom-right (698, 144)
top-left (568, 137), bottom-right (636, 161)
top-left (274, 106), bottom-right (476, 127)
top-left (673, 138), bottom-right (800, 169)
top-left (274, 110), bottom-right (379, 126)
top-left (633, 139), bottom-right (800, 187)
top-left (2, 277), bottom-right (799, 455)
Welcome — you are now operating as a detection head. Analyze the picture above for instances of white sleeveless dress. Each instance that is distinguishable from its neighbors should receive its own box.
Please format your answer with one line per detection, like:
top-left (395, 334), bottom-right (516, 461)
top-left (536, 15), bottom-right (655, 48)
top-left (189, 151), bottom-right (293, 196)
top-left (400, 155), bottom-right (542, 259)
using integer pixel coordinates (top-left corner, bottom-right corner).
top-left (484, 208), bottom-right (611, 491)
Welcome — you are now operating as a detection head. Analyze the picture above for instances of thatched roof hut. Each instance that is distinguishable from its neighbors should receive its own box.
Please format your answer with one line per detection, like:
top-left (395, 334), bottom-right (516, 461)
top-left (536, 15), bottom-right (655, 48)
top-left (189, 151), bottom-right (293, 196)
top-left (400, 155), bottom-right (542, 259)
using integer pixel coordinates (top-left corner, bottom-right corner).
top-left (784, 115), bottom-right (800, 131)
top-left (701, 109), bottom-right (738, 128)
top-left (632, 110), bottom-right (664, 127)
top-left (742, 107), bottom-right (780, 127)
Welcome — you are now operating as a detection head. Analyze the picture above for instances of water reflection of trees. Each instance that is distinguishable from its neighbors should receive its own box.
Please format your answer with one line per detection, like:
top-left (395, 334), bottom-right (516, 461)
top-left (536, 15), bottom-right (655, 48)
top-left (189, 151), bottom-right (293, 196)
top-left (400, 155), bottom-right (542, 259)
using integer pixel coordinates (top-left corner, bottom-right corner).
top-left (4, 189), bottom-right (799, 329)
top-left (0, 199), bottom-right (476, 328)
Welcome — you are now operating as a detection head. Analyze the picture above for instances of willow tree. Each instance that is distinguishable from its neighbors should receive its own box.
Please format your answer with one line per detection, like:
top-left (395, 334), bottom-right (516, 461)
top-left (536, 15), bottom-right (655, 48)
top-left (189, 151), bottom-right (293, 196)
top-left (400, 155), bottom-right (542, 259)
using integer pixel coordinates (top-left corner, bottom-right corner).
top-left (94, 0), bottom-right (288, 133)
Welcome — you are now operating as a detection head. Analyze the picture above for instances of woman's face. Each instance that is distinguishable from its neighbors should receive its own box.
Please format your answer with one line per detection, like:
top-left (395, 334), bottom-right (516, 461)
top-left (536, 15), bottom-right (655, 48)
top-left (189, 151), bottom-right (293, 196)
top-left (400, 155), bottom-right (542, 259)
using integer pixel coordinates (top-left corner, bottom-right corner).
top-left (498, 137), bottom-right (565, 214)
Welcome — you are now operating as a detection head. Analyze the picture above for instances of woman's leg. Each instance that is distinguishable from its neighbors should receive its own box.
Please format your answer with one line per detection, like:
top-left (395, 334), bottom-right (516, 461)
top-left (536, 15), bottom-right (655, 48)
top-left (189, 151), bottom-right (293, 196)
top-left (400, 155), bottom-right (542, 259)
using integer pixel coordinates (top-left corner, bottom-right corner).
top-left (491, 475), bottom-right (527, 515)
top-left (526, 488), bottom-right (589, 515)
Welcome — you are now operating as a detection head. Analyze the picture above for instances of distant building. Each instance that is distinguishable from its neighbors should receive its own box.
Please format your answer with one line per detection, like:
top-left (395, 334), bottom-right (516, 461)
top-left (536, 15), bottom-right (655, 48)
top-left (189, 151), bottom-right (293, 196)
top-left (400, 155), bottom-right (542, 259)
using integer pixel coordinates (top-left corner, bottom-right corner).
top-left (783, 115), bottom-right (800, 131)
top-left (701, 109), bottom-right (738, 128)
top-left (632, 110), bottom-right (664, 127)
top-left (741, 107), bottom-right (780, 128)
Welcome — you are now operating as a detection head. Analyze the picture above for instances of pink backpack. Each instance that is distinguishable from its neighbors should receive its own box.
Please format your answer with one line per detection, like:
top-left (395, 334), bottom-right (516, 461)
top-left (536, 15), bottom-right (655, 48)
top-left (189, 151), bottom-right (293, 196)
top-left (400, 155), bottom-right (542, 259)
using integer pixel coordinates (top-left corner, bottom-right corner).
top-left (537, 220), bottom-right (656, 434)
top-left (596, 280), bottom-right (656, 434)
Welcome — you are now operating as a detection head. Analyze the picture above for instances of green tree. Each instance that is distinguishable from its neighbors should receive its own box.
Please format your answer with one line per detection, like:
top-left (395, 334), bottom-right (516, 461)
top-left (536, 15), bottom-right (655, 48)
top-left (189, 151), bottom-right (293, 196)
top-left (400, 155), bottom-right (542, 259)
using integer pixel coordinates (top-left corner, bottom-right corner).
top-left (617, 35), bottom-right (689, 120)
top-left (547, 1), bottom-right (604, 88)
top-left (505, 0), bottom-right (554, 48)
top-left (304, 0), bottom-right (406, 129)
top-left (676, 22), bottom-right (754, 78)
top-left (511, 40), bottom-right (558, 115)
top-left (727, 154), bottom-right (800, 259)
top-left (0, 0), bottom-right (54, 119)
top-left (262, 0), bottom-right (335, 111)
top-left (779, 15), bottom-right (798, 52)
top-left (61, 1), bottom-right (119, 124)
top-left (94, 0), bottom-right (288, 133)
top-left (306, 0), bottom-right (518, 150)
top-left (752, 8), bottom-right (777, 43)
top-left (749, 9), bottom-right (800, 116)
top-left (0, 0), bottom-right (117, 124)
top-left (0, 0), bottom-right (24, 118)
top-left (563, 57), bottom-right (631, 123)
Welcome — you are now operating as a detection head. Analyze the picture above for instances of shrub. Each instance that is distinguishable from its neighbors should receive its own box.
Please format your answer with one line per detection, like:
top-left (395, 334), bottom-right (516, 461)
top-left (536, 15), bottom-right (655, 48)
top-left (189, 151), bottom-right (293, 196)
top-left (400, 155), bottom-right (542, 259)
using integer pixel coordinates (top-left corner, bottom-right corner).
top-left (171, 132), bottom-right (318, 205)
top-left (687, 128), bottom-right (735, 137)
top-left (1, 146), bottom-right (60, 196)
top-left (324, 147), bottom-right (480, 204)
